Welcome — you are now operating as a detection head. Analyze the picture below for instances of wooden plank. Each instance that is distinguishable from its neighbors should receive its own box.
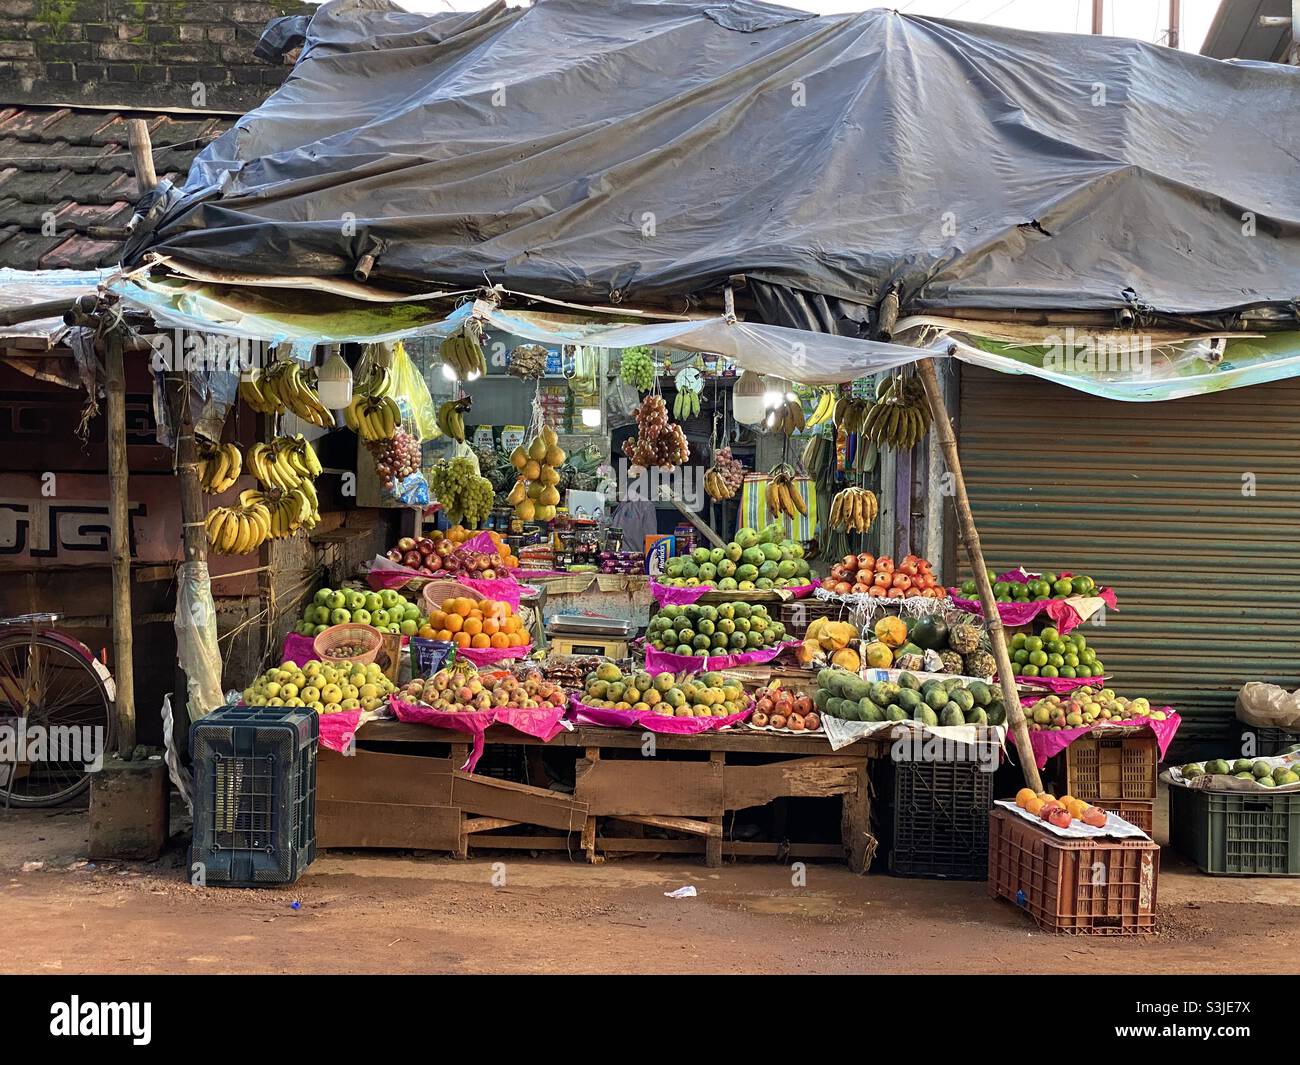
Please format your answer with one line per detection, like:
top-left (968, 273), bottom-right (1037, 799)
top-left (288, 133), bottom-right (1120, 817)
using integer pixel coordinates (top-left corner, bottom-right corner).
top-left (318, 748), bottom-right (454, 806)
top-left (613, 813), bottom-right (722, 838)
top-left (317, 800), bottom-right (462, 850)
top-left (840, 762), bottom-right (876, 875)
top-left (462, 817), bottom-right (520, 834)
top-left (722, 757), bottom-right (862, 809)
top-left (465, 835), bottom-right (577, 851)
top-left (450, 770), bottom-right (588, 831)
top-left (575, 758), bottom-right (724, 817)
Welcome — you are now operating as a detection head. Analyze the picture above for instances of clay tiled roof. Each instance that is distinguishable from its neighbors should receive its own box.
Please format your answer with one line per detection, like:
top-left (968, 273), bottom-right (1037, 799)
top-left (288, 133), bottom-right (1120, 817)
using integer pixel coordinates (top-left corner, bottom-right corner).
top-left (0, 106), bottom-right (231, 271)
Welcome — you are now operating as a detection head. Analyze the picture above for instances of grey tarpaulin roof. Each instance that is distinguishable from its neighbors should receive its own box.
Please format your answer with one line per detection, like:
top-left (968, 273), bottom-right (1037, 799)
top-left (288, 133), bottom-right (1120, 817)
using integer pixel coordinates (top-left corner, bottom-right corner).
top-left (126, 0), bottom-right (1300, 322)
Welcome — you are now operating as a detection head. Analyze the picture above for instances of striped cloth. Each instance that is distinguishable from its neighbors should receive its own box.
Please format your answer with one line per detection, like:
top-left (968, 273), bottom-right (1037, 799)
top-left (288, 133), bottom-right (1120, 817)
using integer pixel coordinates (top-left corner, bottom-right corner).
top-left (739, 473), bottom-right (817, 541)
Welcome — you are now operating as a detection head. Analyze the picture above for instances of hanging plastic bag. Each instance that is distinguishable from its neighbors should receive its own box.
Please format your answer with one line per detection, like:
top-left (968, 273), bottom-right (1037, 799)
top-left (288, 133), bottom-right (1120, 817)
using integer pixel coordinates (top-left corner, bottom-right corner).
top-left (390, 341), bottom-right (438, 441)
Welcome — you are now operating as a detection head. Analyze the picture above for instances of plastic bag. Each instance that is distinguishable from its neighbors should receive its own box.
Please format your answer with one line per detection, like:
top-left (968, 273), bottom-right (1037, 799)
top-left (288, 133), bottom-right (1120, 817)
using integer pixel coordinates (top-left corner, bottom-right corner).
top-left (391, 341), bottom-right (438, 441)
top-left (1236, 681), bottom-right (1300, 729)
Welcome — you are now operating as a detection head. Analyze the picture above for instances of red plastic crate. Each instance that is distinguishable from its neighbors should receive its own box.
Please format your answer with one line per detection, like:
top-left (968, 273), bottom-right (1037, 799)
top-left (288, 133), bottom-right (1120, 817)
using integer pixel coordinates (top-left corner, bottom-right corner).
top-left (988, 808), bottom-right (1159, 935)
top-left (1063, 731), bottom-right (1158, 801)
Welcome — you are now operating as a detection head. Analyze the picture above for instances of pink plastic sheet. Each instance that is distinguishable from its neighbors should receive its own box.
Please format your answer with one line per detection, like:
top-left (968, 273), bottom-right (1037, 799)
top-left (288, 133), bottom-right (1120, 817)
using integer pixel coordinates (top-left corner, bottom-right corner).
top-left (642, 640), bottom-right (798, 675)
top-left (1015, 674), bottom-right (1112, 695)
top-left (568, 695), bottom-right (751, 733)
top-left (649, 581), bottom-right (816, 606)
top-left (1019, 710), bottom-right (1182, 769)
top-left (282, 632), bottom-right (317, 664)
top-left (946, 585), bottom-right (1117, 635)
top-left (458, 642), bottom-right (532, 667)
top-left (318, 710), bottom-right (362, 753)
top-left (389, 696), bottom-right (567, 772)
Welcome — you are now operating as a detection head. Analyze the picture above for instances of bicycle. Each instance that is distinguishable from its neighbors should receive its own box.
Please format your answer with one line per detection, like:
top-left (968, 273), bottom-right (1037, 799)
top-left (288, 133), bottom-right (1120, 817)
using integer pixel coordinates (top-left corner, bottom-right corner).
top-left (0, 613), bottom-right (117, 807)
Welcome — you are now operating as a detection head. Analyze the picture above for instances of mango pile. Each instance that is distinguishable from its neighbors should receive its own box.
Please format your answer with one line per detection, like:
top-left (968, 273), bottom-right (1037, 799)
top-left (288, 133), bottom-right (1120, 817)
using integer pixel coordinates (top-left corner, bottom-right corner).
top-left (658, 523), bottom-right (812, 590)
top-left (815, 668), bottom-right (1006, 727)
top-left (581, 665), bottom-right (748, 718)
top-left (645, 602), bottom-right (786, 656)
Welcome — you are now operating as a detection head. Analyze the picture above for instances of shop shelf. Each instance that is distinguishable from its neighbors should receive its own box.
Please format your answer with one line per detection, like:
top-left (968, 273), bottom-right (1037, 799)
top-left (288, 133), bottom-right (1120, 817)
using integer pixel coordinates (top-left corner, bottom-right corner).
top-left (886, 754), bottom-right (995, 880)
top-left (1063, 730), bottom-right (1158, 802)
top-left (988, 808), bottom-right (1159, 935)
top-left (191, 705), bottom-right (318, 887)
top-left (1169, 785), bottom-right (1300, 876)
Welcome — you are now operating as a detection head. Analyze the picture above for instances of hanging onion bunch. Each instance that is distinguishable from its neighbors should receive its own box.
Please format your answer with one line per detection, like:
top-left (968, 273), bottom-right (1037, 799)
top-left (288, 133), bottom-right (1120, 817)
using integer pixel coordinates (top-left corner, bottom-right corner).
top-left (704, 445), bottom-right (745, 501)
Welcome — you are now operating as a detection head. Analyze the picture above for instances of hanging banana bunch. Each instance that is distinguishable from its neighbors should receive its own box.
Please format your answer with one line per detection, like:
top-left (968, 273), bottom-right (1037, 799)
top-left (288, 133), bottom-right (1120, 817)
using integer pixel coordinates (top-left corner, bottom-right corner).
top-left (765, 463), bottom-right (807, 519)
top-left (197, 441), bottom-right (243, 495)
top-left (832, 394), bottom-right (871, 436)
top-left (862, 372), bottom-right (931, 451)
top-left (344, 393), bottom-right (402, 442)
top-left (436, 398), bottom-right (470, 443)
top-left (204, 492), bottom-right (272, 556)
top-left (238, 361), bottom-right (334, 428)
top-left (246, 435), bottom-right (322, 491)
top-left (766, 395), bottom-right (806, 435)
top-left (829, 486), bottom-right (878, 533)
top-left (439, 318), bottom-right (487, 380)
top-left (805, 389), bottom-right (837, 429)
top-left (355, 357), bottom-right (393, 399)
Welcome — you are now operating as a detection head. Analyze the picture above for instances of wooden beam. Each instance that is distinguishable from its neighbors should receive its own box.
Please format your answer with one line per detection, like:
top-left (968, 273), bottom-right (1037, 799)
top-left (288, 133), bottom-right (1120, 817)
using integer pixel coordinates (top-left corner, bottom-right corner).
top-left (611, 813), bottom-right (722, 838)
top-left (104, 331), bottom-right (136, 754)
top-left (125, 119), bottom-right (157, 192)
top-left (916, 356), bottom-right (1041, 793)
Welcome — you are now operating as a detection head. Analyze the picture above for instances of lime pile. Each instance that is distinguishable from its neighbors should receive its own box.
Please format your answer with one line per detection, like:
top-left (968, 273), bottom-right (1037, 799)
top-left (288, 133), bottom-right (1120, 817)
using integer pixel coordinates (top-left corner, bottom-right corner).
top-left (1007, 626), bottom-right (1104, 679)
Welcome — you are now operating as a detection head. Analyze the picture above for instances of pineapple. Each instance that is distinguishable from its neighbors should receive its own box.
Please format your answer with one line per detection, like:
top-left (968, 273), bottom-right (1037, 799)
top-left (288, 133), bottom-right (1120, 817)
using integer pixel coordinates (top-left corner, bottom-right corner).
top-left (964, 650), bottom-right (996, 679)
top-left (939, 650), bottom-right (964, 675)
top-left (949, 623), bottom-right (981, 654)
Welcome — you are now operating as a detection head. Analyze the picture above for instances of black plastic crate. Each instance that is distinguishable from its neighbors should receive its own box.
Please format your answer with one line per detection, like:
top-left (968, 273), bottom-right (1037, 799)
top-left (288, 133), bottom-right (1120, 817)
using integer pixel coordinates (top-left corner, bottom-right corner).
top-left (191, 705), bottom-right (318, 887)
top-left (886, 753), bottom-right (996, 879)
top-left (1235, 721), bottom-right (1300, 758)
top-left (1170, 785), bottom-right (1300, 876)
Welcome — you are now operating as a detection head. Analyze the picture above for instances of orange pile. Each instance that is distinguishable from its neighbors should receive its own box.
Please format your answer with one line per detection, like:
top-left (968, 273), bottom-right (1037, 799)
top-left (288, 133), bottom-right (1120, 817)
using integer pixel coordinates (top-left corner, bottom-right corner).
top-left (419, 596), bottom-right (529, 649)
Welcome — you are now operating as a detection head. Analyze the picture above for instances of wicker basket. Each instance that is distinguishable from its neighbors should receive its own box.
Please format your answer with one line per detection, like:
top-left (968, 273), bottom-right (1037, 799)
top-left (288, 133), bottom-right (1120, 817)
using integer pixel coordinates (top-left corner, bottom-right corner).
top-left (421, 580), bottom-right (487, 616)
top-left (312, 623), bottom-right (384, 665)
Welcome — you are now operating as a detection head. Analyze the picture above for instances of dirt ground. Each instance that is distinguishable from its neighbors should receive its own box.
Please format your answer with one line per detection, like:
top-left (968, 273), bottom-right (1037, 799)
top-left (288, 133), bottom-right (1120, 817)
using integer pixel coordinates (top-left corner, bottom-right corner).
top-left (4, 793), bottom-right (1300, 975)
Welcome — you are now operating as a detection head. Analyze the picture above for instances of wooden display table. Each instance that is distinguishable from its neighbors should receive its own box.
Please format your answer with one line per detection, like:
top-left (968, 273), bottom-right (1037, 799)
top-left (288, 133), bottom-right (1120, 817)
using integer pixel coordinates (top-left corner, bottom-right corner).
top-left (317, 721), bottom-right (886, 871)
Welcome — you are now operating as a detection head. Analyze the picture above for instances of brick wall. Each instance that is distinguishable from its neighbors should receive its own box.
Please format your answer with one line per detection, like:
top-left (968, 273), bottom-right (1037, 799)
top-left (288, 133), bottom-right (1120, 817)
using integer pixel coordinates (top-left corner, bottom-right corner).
top-left (0, 0), bottom-right (315, 112)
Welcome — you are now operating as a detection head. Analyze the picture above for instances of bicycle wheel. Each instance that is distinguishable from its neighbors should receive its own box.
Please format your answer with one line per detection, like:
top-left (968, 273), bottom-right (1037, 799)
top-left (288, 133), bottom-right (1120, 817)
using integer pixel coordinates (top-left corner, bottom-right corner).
top-left (0, 631), bottom-right (115, 807)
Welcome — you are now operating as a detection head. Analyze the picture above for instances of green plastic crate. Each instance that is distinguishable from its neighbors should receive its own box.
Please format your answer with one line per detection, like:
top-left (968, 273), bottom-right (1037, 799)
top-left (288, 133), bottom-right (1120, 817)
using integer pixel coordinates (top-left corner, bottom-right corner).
top-left (1170, 786), bottom-right (1300, 876)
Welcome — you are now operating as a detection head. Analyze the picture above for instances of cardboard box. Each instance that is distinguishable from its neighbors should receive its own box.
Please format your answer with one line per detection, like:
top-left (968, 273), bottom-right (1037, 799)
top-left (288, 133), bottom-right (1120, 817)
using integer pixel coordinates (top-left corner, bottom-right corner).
top-left (644, 534), bottom-right (675, 576)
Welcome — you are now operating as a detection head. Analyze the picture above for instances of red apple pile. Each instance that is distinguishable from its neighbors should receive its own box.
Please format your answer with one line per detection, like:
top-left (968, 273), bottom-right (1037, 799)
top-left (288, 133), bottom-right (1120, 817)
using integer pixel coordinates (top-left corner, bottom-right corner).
top-left (749, 685), bottom-right (820, 732)
top-left (385, 534), bottom-right (502, 580)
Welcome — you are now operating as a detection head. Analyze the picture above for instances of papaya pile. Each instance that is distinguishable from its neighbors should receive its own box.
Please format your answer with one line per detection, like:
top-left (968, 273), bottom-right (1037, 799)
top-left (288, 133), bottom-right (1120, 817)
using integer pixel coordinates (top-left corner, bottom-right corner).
top-left (814, 669), bottom-right (1005, 727)
top-left (796, 617), bottom-right (863, 671)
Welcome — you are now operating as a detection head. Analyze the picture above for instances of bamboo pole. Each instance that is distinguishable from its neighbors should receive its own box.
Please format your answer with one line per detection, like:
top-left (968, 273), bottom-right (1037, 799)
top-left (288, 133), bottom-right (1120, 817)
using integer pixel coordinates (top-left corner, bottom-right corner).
top-left (103, 331), bottom-right (137, 754)
top-left (916, 356), bottom-right (1042, 793)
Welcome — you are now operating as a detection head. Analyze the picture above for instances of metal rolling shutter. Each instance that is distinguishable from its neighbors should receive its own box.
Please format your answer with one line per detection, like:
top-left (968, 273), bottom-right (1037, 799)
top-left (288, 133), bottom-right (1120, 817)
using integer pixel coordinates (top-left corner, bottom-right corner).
top-left (957, 364), bottom-right (1300, 739)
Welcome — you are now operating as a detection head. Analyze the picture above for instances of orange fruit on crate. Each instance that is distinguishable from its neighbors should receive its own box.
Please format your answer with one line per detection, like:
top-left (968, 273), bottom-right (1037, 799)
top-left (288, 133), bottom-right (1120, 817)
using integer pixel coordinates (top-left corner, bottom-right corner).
top-left (1015, 787), bottom-right (1036, 809)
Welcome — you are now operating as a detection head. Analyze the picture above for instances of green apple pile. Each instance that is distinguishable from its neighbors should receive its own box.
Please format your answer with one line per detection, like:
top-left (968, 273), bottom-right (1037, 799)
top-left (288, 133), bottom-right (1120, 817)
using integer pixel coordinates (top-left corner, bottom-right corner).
top-left (296, 586), bottom-right (425, 637)
top-left (243, 657), bottom-right (396, 714)
top-left (1027, 687), bottom-right (1167, 731)
top-left (1007, 626), bottom-right (1105, 679)
top-left (646, 602), bottom-right (787, 656)
top-left (657, 523), bottom-right (813, 591)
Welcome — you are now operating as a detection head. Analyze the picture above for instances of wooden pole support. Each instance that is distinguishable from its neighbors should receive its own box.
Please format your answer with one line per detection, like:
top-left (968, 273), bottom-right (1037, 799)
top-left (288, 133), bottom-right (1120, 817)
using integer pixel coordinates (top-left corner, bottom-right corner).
top-left (916, 356), bottom-right (1042, 793)
top-left (125, 119), bottom-right (157, 192)
top-left (104, 332), bottom-right (137, 754)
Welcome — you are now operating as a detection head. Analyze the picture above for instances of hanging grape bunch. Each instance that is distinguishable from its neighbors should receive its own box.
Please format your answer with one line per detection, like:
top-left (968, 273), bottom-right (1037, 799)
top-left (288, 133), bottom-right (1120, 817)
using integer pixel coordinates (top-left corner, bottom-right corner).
top-left (367, 428), bottom-right (421, 482)
top-left (618, 346), bottom-right (656, 392)
top-left (623, 394), bottom-right (689, 468)
top-left (429, 455), bottom-right (494, 528)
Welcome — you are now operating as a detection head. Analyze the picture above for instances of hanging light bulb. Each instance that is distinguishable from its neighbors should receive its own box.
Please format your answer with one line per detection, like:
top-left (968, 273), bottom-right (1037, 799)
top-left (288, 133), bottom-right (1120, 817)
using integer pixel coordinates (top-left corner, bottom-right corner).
top-left (732, 369), bottom-right (767, 425)
top-left (317, 345), bottom-right (353, 409)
